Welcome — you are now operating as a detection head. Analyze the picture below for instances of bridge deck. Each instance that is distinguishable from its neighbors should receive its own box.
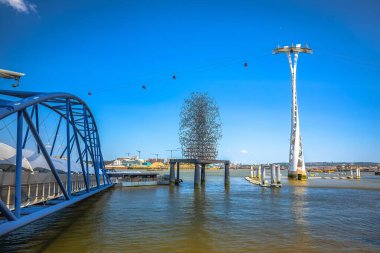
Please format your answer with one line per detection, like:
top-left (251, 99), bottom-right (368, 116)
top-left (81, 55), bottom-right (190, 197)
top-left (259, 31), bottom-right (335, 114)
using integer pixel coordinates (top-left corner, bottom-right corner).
top-left (0, 183), bottom-right (113, 236)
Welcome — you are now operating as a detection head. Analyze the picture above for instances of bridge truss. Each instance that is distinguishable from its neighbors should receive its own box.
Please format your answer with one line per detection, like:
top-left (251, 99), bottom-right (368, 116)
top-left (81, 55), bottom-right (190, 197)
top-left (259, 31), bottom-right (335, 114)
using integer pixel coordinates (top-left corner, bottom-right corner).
top-left (0, 90), bottom-right (112, 236)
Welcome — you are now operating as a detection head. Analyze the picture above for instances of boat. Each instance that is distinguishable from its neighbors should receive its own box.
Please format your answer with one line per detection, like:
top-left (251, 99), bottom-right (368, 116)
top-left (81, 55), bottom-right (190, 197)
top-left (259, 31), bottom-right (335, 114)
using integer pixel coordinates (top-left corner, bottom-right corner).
top-left (107, 171), bottom-right (169, 187)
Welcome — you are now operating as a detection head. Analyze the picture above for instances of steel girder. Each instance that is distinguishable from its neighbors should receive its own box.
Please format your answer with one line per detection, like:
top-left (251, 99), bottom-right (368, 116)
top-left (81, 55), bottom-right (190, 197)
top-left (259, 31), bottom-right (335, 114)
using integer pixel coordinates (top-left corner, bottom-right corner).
top-left (0, 90), bottom-right (112, 236)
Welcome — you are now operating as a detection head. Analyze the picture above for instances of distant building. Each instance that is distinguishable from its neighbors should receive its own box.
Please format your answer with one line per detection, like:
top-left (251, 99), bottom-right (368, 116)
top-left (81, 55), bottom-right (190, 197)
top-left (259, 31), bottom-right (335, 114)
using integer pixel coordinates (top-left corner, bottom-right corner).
top-left (112, 157), bottom-right (144, 167)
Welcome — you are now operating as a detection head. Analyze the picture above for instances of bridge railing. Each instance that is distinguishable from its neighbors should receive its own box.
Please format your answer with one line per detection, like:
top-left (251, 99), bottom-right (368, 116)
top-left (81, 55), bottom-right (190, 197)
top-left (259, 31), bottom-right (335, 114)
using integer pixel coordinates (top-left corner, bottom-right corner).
top-left (0, 172), bottom-right (105, 211)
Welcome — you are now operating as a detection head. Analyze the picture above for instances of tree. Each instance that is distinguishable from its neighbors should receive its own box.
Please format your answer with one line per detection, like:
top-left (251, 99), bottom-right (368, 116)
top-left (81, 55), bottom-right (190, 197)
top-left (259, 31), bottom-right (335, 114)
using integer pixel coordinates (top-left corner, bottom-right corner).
top-left (179, 92), bottom-right (222, 160)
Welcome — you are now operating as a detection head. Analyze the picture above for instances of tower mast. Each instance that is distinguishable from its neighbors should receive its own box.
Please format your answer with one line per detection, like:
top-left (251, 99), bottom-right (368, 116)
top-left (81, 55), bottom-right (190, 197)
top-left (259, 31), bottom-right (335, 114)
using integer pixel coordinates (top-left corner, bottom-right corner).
top-left (273, 44), bottom-right (312, 180)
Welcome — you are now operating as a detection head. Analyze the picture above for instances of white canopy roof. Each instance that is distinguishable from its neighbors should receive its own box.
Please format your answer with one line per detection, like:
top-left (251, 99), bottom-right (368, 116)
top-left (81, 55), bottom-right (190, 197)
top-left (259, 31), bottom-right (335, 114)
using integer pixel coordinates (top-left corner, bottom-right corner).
top-left (0, 142), bottom-right (94, 173)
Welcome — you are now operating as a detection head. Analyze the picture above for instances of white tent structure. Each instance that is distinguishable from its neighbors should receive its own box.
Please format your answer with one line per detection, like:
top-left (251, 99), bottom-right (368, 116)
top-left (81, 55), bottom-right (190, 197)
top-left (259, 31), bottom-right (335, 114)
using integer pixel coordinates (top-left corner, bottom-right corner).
top-left (0, 142), bottom-right (95, 174)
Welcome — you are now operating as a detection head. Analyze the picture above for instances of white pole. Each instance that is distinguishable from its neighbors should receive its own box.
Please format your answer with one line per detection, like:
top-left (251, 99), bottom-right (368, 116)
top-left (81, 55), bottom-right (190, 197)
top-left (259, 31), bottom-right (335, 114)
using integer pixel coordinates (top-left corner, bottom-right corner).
top-left (258, 165), bottom-right (262, 180)
top-left (261, 165), bottom-right (266, 185)
top-left (276, 165), bottom-right (281, 184)
top-left (270, 164), bottom-right (276, 185)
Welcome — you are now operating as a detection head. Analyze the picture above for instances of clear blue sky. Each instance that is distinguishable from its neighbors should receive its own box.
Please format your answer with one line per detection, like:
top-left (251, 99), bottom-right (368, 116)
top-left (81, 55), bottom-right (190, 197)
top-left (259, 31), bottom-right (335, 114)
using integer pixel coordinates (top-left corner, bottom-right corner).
top-left (1, 0), bottom-right (379, 163)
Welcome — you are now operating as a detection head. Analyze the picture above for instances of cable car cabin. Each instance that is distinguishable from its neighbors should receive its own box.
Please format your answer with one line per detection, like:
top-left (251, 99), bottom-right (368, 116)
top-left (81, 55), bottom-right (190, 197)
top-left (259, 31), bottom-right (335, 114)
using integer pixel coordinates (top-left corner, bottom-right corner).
top-left (107, 171), bottom-right (165, 187)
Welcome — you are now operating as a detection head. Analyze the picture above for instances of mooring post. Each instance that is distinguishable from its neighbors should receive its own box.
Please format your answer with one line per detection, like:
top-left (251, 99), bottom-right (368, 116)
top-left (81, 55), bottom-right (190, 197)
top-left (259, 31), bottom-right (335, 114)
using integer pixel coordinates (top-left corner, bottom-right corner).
top-left (194, 163), bottom-right (201, 188)
top-left (176, 162), bottom-right (180, 183)
top-left (169, 162), bottom-right (175, 186)
top-left (257, 165), bottom-right (261, 180)
top-left (270, 164), bottom-right (276, 185)
top-left (355, 168), bottom-right (361, 179)
top-left (276, 165), bottom-right (281, 184)
top-left (261, 165), bottom-right (266, 185)
top-left (250, 165), bottom-right (254, 178)
top-left (201, 164), bottom-right (206, 186)
top-left (224, 162), bottom-right (230, 187)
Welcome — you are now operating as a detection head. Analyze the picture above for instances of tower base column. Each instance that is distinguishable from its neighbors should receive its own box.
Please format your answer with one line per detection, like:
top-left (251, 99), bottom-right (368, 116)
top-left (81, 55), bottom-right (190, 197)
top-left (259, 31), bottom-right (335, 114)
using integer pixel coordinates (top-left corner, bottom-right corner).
top-left (288, 170), bottom-right (307, 180)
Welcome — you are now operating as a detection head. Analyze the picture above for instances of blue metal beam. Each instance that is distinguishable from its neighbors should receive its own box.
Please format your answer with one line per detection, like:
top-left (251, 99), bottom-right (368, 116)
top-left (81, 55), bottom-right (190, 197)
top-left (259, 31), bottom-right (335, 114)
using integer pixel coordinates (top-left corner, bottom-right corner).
top-left (60, 135), bottom-right (74, 159)
top-left (66, 99), bottom-right (71, 196)
top-left (69, 102), bottom-right (89, 192)
top-left (35, 104), bottom-right (40, 154)
top-left (22, 106), bottom-right (34, 149)
top-left (84, 107), bottom-right (90, 186)
top-left (15, 110), bottom-right (23, 218)
top-left (0, 199), bottom-right (17, 221)
top-left (22, 110), bottom-right (70, 200)
top-left (85, 118), bottom-right (99, 188)
top-left (50, 115), bottom-right (62, 156)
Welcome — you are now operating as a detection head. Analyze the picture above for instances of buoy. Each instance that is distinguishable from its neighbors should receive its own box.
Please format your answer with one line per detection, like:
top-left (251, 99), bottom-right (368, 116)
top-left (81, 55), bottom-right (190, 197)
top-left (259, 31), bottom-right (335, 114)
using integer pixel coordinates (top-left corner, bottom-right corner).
top-left (142, 85), bottom-right (147, 90)
top-left (244, 62), bottom-right (248, 68)
top-left (172, 74), bottom-right (176, 80)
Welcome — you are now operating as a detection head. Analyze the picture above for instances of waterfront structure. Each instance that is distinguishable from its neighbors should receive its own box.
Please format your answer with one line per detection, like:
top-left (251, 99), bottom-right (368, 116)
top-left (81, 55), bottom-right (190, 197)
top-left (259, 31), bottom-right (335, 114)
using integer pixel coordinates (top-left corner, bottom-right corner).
top-left (246, 164), bottom-right (281, 187)
top-left (273, 44), bottom-right (312, 180)
top-left (107, 171), bottom-right (168, 187)
top-left (0, 89), bottom-right (111, 236)
top-left (169, 159), bottom-right (230, 188)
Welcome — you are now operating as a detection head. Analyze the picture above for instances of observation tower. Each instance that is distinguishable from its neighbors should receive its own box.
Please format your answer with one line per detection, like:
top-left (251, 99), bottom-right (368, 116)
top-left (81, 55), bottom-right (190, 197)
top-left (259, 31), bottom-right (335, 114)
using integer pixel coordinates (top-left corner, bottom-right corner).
top-left (273, 44), bottom-right (312, 180)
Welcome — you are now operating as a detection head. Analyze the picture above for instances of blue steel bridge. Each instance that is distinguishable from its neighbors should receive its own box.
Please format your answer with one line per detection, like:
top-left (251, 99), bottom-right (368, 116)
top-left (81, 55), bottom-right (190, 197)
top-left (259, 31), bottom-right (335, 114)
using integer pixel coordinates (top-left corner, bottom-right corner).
top-left (0, 90), bottom-right (112, 236)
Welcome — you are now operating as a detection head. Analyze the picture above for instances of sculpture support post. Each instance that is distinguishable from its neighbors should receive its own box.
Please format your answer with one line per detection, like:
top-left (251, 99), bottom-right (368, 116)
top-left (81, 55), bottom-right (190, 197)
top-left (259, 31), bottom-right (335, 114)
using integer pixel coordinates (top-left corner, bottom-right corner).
top-left (194, 163), bottom-right (200, 188)
top-left (176, 162), bottom-right (180, 183)
top-left (170, 162), bottom-right (175, 186)
top-left (224, 162), bottom-right (230, 187)
top-left (201, 164), bottom-right (206, 186)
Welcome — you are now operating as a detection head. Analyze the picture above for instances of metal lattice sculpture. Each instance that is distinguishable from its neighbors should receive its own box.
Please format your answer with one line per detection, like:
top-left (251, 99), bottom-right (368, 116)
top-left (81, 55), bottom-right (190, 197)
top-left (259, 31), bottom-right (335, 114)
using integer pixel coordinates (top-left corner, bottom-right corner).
top-left (179, 92), bottom-right (222, 160)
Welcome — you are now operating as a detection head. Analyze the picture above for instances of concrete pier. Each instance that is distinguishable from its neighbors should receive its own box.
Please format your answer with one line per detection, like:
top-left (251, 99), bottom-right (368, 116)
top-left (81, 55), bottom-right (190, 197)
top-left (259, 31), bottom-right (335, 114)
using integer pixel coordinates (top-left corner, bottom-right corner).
top-left (246, 164), bottom-right (282, 188)
top-left (275, 165), bottom-right (281, 184)
top-left (270, 164), bottom-right (276, 185)
top-left (224, 162), bottom-right (230, 187)
top-left (355, 168), bottom-right (361, 179)
top-left (169, 159), bottom-right (231, 188)
top-left (176, 162), bottom-right (180, 183)
top-left (194, 163), bottom-right (201, 188)
top-left (261, 165), bottom-right (266, 185)
top-left (170, 162), bottom-right (175, 186)
top-left (201, 164), bottom-right (206, 186)
top-left (257, 165), bottom-right (261, 180)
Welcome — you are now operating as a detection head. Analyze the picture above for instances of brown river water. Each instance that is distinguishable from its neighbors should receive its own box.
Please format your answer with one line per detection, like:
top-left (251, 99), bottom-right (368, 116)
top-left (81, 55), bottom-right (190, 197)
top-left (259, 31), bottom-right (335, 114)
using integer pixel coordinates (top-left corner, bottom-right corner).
top-left (1, 169), bottom-right (379, 252)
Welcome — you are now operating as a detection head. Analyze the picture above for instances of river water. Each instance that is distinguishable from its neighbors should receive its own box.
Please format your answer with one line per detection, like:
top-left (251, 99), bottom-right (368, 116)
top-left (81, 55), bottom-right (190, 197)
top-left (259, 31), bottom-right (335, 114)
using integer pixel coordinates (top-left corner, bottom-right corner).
top-left (1, 170), bottom-right (380, 252)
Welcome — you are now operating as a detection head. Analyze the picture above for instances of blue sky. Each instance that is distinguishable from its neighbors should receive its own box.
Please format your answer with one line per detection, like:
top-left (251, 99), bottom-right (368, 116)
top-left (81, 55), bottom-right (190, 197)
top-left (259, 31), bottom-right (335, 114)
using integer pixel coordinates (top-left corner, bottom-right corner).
top-left (0, 0), bottom-right (379, 163)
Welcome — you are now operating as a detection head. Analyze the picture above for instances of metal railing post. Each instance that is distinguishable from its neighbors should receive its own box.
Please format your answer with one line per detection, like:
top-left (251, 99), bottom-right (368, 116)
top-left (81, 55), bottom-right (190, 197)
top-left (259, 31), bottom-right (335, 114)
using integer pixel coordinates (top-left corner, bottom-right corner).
top-left (15, 110), bottom-right (23, 217)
